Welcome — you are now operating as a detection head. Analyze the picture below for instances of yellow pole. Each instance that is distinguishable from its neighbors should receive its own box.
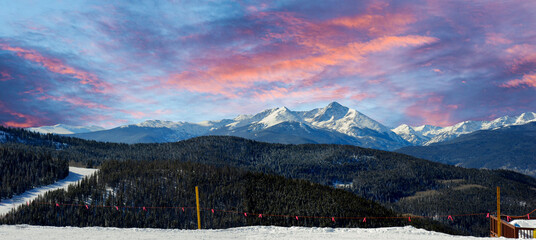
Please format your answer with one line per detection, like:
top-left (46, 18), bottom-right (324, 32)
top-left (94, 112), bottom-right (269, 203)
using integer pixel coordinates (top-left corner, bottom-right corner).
top-left (196, 186), bottom-right (201, 229)
top-left (497, 186), bottom-right (501, 237)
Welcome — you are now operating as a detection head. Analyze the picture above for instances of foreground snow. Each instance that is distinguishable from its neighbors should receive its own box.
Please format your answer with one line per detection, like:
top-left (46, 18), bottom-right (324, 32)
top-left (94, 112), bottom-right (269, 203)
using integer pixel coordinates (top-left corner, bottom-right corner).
top-left (0, 225), bottom-right (486, 240)
top-left (0, 167), bottom-right (98, 216)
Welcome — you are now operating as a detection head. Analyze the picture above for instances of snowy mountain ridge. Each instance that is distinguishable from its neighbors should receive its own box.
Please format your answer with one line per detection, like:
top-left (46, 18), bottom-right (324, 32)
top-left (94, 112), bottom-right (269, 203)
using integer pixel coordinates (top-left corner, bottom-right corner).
top-left (28, 124), bottom-right (105, 135)
top-left (26, 103), bottom-right (536, 150)
top-left (393, 112), bottom-right (536, 145)
top-left (63, 102), bottom-right (409, 150)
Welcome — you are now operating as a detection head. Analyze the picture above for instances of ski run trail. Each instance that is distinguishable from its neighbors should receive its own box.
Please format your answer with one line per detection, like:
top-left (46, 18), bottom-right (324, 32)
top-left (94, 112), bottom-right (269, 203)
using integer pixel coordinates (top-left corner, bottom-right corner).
top-left (0, 167), bottom-right (98, 216)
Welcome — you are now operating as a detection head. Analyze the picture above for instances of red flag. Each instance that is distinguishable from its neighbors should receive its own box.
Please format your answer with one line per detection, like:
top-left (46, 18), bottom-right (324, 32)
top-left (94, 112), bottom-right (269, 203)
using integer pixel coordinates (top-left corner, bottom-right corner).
top-left (295, 216), bottom-right (299, 220)
top-left (259, 214), bottom-right (262, 218)
top-left (408, 216), bottom-right (411, 222)
top-left (486, 213), bottom-right (490, 218)
top-left (85, 205), bottom-right (89, 209)
top-left (182, 207), bottom-right (185, 212)
top-left (507, 216), bottom-right (511, 221)
top-left (363, 217), bottom-right (366, 222)
top-left (448, 215), bottom-right (453, 221)
top-left (211, 209), bottom-right (214, 214)
top-left (115, 206), bottom-right (119, 211)
top-left (143, 207), bottom-right (147, 211)
top-left (528, 214), bottom-right (531, 220)
top-left (244, 212), bottom-right (247, 217)
top-left (332, 217), bottom-right (335, 222)
top-left (56, 203), bottom-right (60, 207)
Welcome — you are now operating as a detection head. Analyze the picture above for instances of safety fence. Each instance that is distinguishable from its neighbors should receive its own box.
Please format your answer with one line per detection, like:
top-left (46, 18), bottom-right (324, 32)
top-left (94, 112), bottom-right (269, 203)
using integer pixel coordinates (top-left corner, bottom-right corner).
top-left (490, 209), bottom-right (536, 238)
top-left (24, 200), bottom-right (534, 225)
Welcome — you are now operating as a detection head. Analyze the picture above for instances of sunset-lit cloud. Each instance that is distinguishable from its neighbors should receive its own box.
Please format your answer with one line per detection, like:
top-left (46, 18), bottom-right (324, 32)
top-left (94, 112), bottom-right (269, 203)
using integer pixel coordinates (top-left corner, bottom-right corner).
top-left (0, 42), bottom-right (111, 93)
top-left (0, 0), bottom-right (535, 128)
top-left (501, 74), bottom-right (536, 88)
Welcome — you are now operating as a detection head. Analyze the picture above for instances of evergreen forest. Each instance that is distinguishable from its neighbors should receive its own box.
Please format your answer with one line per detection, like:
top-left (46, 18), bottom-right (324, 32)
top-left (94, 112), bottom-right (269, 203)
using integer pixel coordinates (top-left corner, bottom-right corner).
top-left (0, 143), bottom-right (68, 199)
top-left (1, 160), bottom-right (456, 235)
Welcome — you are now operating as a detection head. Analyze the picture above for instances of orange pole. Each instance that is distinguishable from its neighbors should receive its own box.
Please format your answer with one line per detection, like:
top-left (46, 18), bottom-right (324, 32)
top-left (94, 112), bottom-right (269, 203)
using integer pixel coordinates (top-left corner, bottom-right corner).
top-left (497, 186), bottom-right (501, 237)
top-left (196, 186), bottom-right (201, 229)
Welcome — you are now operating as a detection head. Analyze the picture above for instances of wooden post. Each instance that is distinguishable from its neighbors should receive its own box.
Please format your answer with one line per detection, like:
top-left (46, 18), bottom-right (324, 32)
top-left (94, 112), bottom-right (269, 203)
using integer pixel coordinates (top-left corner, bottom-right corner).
top-left (196, 186), bottom-right (201, 229)
top-left (497, 186), bottom-right (501, 237)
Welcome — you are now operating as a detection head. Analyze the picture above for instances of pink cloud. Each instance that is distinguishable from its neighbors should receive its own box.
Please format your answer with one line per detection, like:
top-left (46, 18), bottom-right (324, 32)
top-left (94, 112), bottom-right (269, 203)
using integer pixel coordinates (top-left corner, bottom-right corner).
top-left (329, 13), bottom-right (416, 36)
top-left (505, 44), bottom-right (536, 73)
top-left (163, 35), bottom-right (437, 97)
top-left (0, 101), bottom-right (42, 128)
top-left (501, 73), bottom-right (536, 88)
top-left (0, 71), bottom-right (13, 81)
top-left (158, 7), bottom-right (437, 102)
top-left (38, 94), bottom-right (111, 110)
top-left (0, 43), bottom-right (111, 93)
top-left (120, 110), bottom-right (149, 119)
top-left (405, 94), bottom-right (459, 126)
top-left (252, 85), bottom-right (372, 103)
top-left (485, 33), bottom-right (512, 45)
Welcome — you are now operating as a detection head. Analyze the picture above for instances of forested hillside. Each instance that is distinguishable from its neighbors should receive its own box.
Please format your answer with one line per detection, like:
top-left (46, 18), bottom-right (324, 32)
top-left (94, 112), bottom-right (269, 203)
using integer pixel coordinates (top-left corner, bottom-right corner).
top-left (0, 143), bottom-right (68, 200)
top-left (0, 160), bottom-right (456, 234)
top-left (1, 126), bottom-right (535, 236)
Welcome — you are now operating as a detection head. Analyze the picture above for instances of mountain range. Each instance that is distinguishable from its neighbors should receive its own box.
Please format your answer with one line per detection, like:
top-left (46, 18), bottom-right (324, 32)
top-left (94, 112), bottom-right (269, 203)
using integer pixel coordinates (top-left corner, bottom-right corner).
top-left (397, 122), bottom-right (536, 177)
top-left (392, 112), bottom-right (536, 145)
top-left (28, 102), bottom-right (536, 151)
top-left (68, 102), bottom-right (410, 150)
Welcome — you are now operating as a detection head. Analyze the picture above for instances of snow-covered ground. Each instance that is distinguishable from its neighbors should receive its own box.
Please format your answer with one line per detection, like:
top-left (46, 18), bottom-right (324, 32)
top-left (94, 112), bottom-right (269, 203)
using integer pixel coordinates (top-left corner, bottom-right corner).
top-left (0, 167), bottom-right (98, 216)
top-left (0, 225), bottom-right (487, 240)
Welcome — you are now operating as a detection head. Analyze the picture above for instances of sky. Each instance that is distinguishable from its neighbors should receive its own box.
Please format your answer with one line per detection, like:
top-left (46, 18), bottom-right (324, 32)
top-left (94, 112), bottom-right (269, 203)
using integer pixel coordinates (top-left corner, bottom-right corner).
top-left (1, 0), bottom-right (535, 129)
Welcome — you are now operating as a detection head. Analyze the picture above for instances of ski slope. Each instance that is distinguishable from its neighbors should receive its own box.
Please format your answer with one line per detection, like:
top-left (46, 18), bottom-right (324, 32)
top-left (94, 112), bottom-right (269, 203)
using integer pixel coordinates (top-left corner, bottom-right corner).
top-left (0, 167), bottom-right (98, 216)
top-left (0, 225), bottom-right (487, 240)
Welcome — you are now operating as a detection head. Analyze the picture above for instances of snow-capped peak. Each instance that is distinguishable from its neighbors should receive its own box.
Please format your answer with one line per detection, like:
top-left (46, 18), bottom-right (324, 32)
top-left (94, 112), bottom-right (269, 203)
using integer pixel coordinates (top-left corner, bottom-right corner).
top-left (133, 120), bottom-right (183, 129)
top-left (516, 112), bottom-right (536, 124)
top-left (392, 124), bottom-right (414, 135)
top-left (312, 102), bottom-right (350, 122)
top-left (258, 107), bottom-right (301, 128)
top-left (307, 103), bottom-right (392, 136)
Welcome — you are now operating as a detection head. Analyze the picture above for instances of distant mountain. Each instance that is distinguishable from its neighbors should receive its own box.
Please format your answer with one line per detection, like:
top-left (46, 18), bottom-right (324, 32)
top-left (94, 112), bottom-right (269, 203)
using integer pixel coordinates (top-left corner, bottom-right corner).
top-left (71, 119), bottom-right (231, 144)
top-left (71, 102), bottom-right (410, 150)
top-left (31, 104), bottom-right (536, 151)
top-left (392, 112), bottom-right (536, 145)
top-left (396, 122), bottom-right (536, 177)
top-left (27, 124), bottom-right (105, 135)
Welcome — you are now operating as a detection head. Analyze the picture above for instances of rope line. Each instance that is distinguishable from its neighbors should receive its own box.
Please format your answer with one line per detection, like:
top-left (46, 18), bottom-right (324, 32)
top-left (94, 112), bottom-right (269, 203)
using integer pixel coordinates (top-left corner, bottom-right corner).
top-left (27, 201), bottom-right (535, 222)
